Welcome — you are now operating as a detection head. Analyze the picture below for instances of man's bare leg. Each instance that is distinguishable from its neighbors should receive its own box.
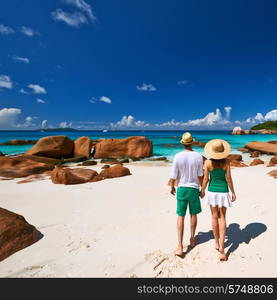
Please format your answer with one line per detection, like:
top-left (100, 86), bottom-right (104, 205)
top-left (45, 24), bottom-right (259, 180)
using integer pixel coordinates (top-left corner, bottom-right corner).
top-left (190, 214), bottom-right (197, 248)
top-left (176, 216), bottom-right (185, 255)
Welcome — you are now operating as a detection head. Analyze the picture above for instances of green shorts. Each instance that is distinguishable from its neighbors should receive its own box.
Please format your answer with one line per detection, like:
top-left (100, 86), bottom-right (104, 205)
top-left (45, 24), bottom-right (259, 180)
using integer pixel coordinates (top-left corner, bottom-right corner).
top-left (176, 187), bottom-right (202, 216)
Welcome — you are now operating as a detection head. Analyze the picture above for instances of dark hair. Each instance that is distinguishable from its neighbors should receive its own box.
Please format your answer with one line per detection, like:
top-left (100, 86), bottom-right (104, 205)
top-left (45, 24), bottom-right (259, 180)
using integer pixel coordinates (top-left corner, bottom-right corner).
top-left (211, 158), bottom-right (227, 169)
top-left (183, 144), bottom-right (192, 149)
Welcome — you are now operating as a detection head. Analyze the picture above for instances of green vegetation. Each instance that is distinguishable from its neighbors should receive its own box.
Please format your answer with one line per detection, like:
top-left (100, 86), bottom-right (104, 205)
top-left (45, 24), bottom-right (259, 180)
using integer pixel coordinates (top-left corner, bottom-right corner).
top-left (251, 121), bottom-right (277, 130)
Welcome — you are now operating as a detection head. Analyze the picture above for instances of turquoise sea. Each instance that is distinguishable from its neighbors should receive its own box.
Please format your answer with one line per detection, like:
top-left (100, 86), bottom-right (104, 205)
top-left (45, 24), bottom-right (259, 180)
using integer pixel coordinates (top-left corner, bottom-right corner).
top-left (0, 130), bottom-right (276, 159)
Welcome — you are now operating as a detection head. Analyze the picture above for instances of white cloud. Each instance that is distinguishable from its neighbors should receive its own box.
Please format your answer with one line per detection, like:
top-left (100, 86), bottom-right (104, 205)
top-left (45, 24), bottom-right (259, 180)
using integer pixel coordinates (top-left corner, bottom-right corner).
top-left (19, 88), bottom-right (29, 94)
top-left (0, 75), bottom-right (13, 89)
top-left (89, 97), bottom-right (96, 104)
top-left (246, 113), bottom-right (264, 123)
top-left (28, 84), bottom-right (47, 94)
top-left (155, 107), bottom-right (233, 129)
top-left (177, 80), bottom-right (189, 85)
top-left (64, 0), bottom-right (96, 22)
top-left (90, 96), bottom-right (112, 104)
top-left (100, 96), bottom-right (112, 104)
top-left (25, 116), bottom-right (33, 122)
top-left (13, 56), bottom-right (30, 63)
top-left (136, 83), bottom-right (157, 92)
top-left (155, 119), bottom-right (185, 128)
top-left (0, 108), bottom-right (21, 128)
top-left (224, 106), bottom-right (232, 120)
top-left (37, 98), bottom-right (46, 104)
top-left (0, 108), bottom-right (38, 129)
top-left (60, 121), bottom-right (73, 128)
top-left (264, 109), bottom-right (277, 121)
top-left (0, 24), bottom-right (15, 35)
top-left (110, 109), bottom-right (231, 130)
top-left (237, 109), bottom-right (277, 126)
top-left (22, 116), bottom-right (36, 128)
top-left (183, 108), bottom-right (230, 127)
top-left (234, 109), bottom-right (277, 128)
top-left (52, 9), bottom-right (88, 27)
top-left (41, 120), bottom-right (48, 128)
top-left (20, 26), bottom-right (39, 36)
top-left (111, 115), bottom-right (149, 128)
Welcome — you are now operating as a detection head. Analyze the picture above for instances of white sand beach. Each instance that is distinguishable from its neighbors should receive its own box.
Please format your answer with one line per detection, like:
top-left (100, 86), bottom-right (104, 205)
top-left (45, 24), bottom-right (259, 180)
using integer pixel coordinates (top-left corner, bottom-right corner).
top-left (0, 162), bottom-right (276, 278)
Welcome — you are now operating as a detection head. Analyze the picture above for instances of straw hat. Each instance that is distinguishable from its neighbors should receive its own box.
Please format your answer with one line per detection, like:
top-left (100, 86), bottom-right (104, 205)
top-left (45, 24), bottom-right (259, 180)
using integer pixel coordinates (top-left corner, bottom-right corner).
top-left (204, 139), bottom-right (231, 159)
top-left (180, 132), bottom-right (195, 145)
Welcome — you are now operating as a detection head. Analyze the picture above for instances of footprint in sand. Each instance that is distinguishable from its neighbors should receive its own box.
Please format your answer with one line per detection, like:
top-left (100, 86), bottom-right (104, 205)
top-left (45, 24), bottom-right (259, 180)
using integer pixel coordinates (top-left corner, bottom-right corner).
top-left (67, 240), bottom-right (91, 253)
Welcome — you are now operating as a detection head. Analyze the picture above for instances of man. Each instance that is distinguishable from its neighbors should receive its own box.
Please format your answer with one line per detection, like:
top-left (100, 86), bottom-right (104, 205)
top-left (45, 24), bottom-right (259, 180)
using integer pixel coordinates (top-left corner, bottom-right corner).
top-left (168, 132), bottom-right (204, 257)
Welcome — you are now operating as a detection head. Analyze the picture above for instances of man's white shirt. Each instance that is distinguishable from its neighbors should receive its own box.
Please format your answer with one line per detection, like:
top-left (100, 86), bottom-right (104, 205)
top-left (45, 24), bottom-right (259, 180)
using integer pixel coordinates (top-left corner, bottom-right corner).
top-left (171, 151), bottom-right (204, 189)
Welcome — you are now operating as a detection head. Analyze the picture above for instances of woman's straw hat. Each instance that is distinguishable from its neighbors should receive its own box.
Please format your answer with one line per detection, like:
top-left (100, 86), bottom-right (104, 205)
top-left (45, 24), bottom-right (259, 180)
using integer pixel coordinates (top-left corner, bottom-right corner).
top-left (180, 132), bottom-right (195, 145)
top-left (204, 139), bottom-right (231, 159)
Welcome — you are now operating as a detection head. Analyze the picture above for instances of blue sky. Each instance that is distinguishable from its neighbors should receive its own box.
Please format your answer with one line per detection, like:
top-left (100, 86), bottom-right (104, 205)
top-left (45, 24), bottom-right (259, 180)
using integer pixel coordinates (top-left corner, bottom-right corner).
top-left (0, 0), bottom-right (277, 130)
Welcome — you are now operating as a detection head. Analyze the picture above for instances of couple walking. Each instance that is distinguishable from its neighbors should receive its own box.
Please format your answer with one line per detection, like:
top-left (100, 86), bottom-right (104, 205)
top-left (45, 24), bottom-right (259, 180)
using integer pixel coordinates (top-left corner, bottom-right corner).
top-left (168, 132), bottom-right (237, 261)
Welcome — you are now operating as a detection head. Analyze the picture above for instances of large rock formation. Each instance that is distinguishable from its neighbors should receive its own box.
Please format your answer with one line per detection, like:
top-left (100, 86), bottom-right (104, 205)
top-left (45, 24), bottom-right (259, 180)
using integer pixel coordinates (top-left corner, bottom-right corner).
top-left (99, 164), bottom-right (131, 179)
top-left (62, 156), bottom-right (87, 163)
top-left (232, 127), bottom-right (277, 135)
top-left (232, 127), bottom-right (245, 135)
top-left (0, 139), bottom-right (37, 146)
top-left (50, 164), bottom-right (131, 184)
top-left (51, 166), bottom-right (99, 185)
top-left (239, 147), bottom-right (250, 153)
top-left (192, 141), bottom-right (206, 147)
top-left (250, 151), bottom-right (261, 158)
top-left (267, 156), bottom-right (277, 167)
top-left (249, 158), bottom-right (265, 166)
top-left (93, 136), bottom-right (153, 159)
top-left (229, 161), bottom-right (248, 167)
top-left (26, 136), bottom-right (74, 158)
top-left (227, 154), bottom-right (242, 161)
top-left (245, 142), bottom-right (277, 155)
top-left (80, 160), bottom-right (97, 166)
top-left (21, 154), bottom-right (61, 165)
top-left (74, 136), bottom-right (92, 159)
top-left (0, 208), bottom-right (40, 262)
top-left (267, 170), bottom-right (277, 179)
top-left (259, 130), bottom-right (277, 134)
top-left (0, 156), bottom-right (54, 178)
top-left (148, 156), bottom-right (167, 161)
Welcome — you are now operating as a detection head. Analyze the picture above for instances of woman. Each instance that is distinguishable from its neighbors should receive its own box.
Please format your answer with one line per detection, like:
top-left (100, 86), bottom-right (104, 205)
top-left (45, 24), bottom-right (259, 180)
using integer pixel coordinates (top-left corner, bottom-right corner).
top-left (200, 139), bottom-right (237, 261)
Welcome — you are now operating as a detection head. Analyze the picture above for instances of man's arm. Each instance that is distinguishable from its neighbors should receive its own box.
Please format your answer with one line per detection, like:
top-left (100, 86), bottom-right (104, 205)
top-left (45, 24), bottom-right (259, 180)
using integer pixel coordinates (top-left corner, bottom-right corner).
top-left (198, 157), bottom-right (204, 187)
top-left (168, 178), bottom-right (176, 195)
top-left (168, 156), bottom-right (178, 195)
top-left (198, 175), bottom-right (204, 186)
top-left (200, 160), bottom-right (210, 198)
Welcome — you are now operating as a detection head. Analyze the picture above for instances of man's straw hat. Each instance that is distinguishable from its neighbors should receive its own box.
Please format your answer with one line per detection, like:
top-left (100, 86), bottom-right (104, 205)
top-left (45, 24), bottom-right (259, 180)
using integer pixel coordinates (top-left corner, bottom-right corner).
top-left (204, 139), bottom-right (231, 159)
top-left (180, 132), bottom-right (195, 145)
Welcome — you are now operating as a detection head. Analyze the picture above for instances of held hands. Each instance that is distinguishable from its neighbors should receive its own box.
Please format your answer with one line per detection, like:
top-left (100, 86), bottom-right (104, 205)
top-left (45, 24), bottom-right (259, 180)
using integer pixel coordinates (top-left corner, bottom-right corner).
top-left (200, 190), bottom-right (205, 199)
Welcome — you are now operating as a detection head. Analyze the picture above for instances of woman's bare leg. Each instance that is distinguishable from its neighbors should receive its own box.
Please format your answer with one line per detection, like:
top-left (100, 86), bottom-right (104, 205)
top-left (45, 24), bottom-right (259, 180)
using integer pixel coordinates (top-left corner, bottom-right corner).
top-left (218, 207), bottom-right (227, 261)
top-left (176, 216), bottom-right (185, 255)
top-left (210, 206), bottom-right (220, 250)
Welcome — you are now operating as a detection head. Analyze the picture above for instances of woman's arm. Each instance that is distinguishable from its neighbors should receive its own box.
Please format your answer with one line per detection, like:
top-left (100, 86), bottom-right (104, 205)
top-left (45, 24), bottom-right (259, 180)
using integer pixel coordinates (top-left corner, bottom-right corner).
top-left (226, 163), bottom-right (236, 201)
top-left (200, 160), bottom-right (210, 198)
